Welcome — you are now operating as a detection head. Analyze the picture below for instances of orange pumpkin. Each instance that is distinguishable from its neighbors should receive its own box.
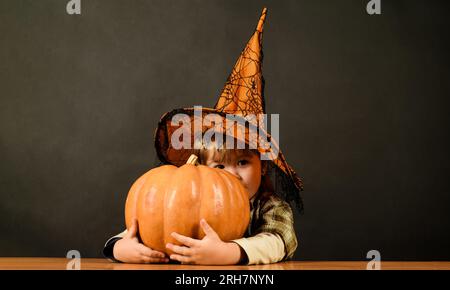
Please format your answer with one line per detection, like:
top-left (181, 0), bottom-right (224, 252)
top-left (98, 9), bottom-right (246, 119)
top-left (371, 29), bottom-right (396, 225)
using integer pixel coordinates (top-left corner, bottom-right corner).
top-left (124, 155), bottom-right (250, 254)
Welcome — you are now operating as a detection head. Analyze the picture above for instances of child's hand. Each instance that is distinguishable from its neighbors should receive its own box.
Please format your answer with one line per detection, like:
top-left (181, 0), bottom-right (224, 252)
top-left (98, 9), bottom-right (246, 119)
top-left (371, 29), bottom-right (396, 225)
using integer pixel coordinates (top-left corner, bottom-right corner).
top-left (166, 219), bottom-right (242, 265)
top-left (113, 219), bottom-right (169, 264)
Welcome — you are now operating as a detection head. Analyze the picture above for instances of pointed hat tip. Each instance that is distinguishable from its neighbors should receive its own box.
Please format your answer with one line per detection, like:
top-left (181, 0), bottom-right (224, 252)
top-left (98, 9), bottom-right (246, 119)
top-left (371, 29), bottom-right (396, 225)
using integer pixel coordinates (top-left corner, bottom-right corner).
top-left (256, 7), bottom-right (268, 33)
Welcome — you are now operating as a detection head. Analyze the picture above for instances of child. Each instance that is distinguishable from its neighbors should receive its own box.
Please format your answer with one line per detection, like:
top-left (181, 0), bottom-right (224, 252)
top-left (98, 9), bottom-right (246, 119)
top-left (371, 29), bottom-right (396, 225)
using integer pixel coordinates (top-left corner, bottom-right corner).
top-left (103, 8), bottom-right (304, 265)
top-left (104, 143), bottom-right (298, 264)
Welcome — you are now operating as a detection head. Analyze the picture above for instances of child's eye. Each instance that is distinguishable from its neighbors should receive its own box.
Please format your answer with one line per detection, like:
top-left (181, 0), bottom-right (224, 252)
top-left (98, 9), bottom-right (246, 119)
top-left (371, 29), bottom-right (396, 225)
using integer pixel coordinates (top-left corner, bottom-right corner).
top-left (214, 164), bottom-right (225, 169)
top-left (237, 160), bottom-right (249, 166)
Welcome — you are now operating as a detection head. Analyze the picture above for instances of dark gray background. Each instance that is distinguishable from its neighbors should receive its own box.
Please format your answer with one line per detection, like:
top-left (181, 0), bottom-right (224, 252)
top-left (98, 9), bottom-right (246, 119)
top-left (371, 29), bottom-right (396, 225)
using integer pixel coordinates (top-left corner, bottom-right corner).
top-left (1, 0), bottom-right (449, 260)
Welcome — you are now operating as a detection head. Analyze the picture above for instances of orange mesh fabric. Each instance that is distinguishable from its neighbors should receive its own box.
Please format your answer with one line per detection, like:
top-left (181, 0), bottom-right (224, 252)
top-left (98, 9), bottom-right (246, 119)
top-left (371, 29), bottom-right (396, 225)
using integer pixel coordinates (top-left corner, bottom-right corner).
top-left (214, 8), bottom-right (267, 116)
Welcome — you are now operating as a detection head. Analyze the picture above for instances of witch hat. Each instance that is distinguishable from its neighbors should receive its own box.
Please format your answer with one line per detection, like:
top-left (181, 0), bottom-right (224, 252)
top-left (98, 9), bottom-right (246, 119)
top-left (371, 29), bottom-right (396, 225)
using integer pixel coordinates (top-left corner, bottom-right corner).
top-left (154, 8), bottom-right (303, 211)
top-left (214, 8), bottom-right (267, 116)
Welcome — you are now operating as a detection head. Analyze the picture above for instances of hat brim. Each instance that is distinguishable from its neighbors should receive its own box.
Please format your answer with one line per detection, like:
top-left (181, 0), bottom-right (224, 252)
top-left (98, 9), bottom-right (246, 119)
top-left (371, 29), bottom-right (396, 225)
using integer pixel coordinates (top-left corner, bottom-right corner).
top-left (154, 107), bottom-right (303, 193)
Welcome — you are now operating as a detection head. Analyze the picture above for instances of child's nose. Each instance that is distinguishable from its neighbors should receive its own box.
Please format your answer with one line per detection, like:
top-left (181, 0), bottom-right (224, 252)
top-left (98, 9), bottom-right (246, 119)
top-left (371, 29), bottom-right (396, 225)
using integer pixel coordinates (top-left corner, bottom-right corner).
top-left (226, 167), bottom-right (241, 180)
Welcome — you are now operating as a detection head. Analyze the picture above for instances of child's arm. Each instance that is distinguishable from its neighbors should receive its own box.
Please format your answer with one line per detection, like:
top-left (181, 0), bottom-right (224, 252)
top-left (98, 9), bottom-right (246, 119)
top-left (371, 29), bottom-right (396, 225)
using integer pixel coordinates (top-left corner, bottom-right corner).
top-left (104, 219), bottom-right (169, 264)
top-left (103, 230), bottom-right (127, 261)
top-left (231, 233), bottom-right (286, 264)
top-left (232, 196), bottom-right (298, 265)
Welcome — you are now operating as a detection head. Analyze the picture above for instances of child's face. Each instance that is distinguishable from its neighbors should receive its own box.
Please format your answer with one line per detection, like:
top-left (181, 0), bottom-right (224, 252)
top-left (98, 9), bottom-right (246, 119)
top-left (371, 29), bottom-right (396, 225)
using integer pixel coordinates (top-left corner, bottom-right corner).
top-left (204, 150), bottom-right (262, 199)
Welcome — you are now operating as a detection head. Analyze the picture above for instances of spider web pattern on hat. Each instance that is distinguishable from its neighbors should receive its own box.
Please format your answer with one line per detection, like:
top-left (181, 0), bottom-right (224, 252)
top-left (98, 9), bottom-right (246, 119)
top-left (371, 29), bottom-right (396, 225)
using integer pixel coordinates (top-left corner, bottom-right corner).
top-left (214, 8), bottom-right (266, 116)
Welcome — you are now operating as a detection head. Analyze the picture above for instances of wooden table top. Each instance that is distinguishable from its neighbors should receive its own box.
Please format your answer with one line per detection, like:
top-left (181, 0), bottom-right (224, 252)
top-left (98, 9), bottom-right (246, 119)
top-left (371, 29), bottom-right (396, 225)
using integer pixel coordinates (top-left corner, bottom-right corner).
top-left (0, 258), bottom-right (449, 270)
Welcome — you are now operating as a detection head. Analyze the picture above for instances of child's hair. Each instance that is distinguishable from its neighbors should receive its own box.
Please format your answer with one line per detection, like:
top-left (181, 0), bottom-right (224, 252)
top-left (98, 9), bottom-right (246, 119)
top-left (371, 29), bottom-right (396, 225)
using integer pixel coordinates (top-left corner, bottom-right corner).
top-left (194, 135), bottom-right (275, 200)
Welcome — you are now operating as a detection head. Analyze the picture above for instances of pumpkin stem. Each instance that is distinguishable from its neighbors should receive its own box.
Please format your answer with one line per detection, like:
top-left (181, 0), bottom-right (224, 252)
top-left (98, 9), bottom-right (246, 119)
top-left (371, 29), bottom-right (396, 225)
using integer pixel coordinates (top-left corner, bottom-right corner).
top-left (186, 154), bottom-right (199, 165)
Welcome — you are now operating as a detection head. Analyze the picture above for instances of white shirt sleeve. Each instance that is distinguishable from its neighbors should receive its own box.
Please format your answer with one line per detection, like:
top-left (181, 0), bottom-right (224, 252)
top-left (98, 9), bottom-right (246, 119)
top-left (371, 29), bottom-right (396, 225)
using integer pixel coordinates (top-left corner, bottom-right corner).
top-left (104, 229), bottom-right (127, 247)
top-left (232, 232), bottom-right (286, 265)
